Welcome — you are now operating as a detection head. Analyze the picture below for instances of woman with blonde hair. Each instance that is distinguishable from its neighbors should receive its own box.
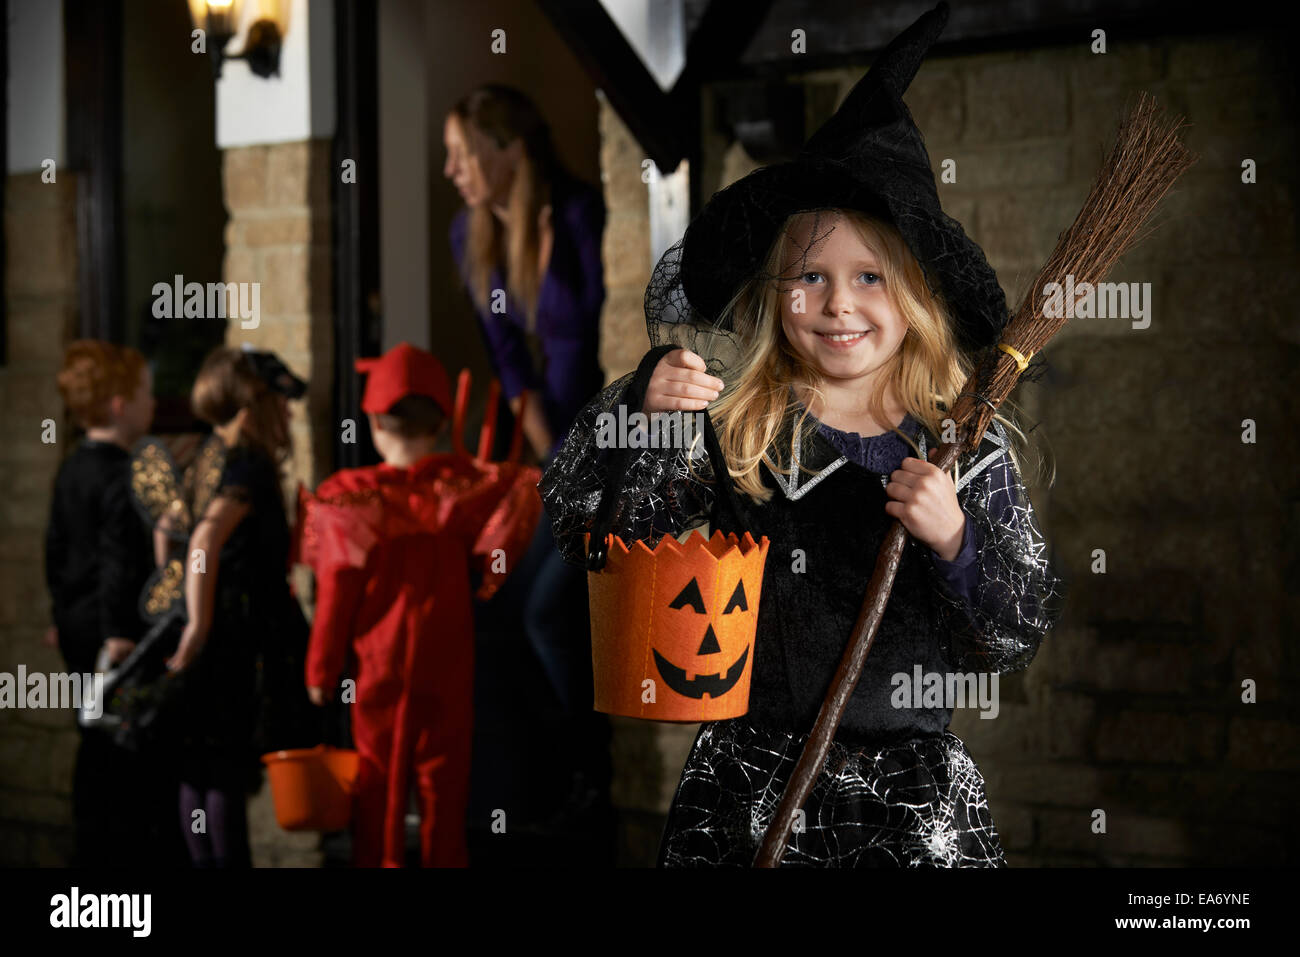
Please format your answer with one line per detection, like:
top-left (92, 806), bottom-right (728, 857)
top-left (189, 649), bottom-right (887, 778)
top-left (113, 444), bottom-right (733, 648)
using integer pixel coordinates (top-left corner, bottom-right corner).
top-left (444, 83), bottom-right (605, 460)
top-left (444, 84), bottom-right (611, 824)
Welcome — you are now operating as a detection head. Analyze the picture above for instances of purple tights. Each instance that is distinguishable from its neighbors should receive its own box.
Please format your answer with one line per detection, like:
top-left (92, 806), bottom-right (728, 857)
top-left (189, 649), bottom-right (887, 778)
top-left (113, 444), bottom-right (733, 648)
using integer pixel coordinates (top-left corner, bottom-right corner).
top-left (179, 781), bottom-right (250, 867)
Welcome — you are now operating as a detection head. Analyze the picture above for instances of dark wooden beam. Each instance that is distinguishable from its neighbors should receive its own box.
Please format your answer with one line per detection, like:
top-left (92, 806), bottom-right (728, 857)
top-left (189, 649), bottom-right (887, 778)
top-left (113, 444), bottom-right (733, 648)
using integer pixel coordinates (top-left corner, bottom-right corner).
top-left (537, 0), bottom-right (691, 175)
top-left (538, 0), bottom-right (775, 207)
top-left (722, 0), bottom-right (1273, 74)
top-left (672, 0), bottom-right (776, 213)
top-left (1, 0), bottom-right (7, 366)
top-left (671, 0), bottom-right (775, 98)
top-left (333, 0), bottom-right (383, 470)
top-left (65, 0), bottom-right (124, 343)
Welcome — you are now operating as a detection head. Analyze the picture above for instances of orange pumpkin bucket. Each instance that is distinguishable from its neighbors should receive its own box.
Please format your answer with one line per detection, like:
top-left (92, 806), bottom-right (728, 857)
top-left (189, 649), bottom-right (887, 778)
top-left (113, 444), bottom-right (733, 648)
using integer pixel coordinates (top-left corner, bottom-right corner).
top-left (582, 348), bottom-right (769, 722)
top-left (586, 527), bottom-right (769, 721)
top-left (261, 745), bottom-right (360, 831)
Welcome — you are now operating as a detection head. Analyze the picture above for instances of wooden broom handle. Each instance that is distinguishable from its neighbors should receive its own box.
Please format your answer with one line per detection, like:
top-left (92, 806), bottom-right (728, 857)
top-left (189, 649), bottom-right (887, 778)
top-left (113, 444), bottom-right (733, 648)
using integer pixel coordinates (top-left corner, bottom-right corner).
top-left (752, 439), bottom-right (964, 867)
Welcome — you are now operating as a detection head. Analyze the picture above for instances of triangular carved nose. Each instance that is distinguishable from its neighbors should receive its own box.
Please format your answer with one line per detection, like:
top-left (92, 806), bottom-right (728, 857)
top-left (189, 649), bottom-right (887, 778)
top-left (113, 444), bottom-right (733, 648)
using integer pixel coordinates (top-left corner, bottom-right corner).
top-left (697, 625), bottom-right (721, 655)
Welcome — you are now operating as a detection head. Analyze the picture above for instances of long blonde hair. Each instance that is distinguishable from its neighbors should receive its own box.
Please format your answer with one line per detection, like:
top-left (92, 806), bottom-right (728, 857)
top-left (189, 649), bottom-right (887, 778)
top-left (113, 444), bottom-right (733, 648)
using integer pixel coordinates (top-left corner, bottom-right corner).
top-left (700, 209), bottom-right (1048, 503)
top-left (451, 85), bottom-right (561, 332)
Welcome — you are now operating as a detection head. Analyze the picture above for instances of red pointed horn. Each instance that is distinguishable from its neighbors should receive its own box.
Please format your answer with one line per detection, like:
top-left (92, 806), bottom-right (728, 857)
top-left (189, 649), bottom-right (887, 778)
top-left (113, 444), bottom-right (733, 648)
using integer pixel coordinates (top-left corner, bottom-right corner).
top-left (477, 378), bottom-right (499, 462)
top-left (452, 368), bottom-right (471, 457)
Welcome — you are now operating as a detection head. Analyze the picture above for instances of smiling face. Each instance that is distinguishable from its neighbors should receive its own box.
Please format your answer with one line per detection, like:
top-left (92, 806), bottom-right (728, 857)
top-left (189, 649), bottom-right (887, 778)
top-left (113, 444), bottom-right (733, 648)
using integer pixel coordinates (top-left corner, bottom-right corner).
top-left (588, 529), bottom-right (768, 721)
top-left (778, 211), bottom-right (909, 394)
top-left (652, 574), bottom-right (753, 701)
top-left (442, 113), bottom-right (517, 209)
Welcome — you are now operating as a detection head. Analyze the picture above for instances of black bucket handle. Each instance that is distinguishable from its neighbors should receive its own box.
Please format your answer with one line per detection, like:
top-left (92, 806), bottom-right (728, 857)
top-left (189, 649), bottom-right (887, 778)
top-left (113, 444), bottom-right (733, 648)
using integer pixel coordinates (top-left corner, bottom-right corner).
top-left (586, 345), bottom-right (749, 571)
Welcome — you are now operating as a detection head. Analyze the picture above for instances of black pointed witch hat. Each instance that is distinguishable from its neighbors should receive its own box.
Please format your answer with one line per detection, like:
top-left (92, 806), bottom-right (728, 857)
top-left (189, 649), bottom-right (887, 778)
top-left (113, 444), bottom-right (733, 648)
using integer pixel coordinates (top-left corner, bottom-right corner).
top-left (661, 1), bottom-right (1007, 364)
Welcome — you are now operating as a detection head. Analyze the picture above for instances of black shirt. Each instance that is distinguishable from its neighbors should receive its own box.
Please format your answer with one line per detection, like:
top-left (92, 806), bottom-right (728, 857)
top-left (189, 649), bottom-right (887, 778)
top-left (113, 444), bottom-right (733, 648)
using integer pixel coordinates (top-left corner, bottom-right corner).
top-left (45, 439), bottom-right (154, 674)
top-left (738, 439), bottom-right (955, 743)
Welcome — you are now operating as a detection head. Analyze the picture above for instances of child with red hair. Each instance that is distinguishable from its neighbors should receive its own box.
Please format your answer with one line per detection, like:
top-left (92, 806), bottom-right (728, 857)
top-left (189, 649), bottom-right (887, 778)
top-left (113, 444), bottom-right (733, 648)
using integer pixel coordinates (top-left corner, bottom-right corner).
top-left (45, 339), bottom-right (162, 865)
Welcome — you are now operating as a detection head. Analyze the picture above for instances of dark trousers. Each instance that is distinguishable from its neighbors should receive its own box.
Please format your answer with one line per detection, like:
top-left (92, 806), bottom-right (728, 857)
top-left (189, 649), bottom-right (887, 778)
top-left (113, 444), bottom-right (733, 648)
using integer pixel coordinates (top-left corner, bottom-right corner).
top-left (73, 725), bottom-right (187, 867)
top-left (494, 513), bottom-right (611, 785)
top-left (60, 626), bottom-right (185, 868)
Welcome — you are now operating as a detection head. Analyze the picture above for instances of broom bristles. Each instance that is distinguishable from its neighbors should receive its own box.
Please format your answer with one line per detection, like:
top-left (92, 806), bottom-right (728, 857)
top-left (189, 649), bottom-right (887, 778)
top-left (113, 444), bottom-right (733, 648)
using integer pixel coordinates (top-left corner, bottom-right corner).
top-left (953, 92), bottom-right (1197, 448)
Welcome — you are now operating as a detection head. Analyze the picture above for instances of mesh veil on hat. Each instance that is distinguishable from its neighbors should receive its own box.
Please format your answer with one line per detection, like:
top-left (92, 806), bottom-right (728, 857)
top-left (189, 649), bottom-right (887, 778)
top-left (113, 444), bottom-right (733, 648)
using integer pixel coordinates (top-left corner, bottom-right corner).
top-left (648, 1), bottom-right (1009, 377)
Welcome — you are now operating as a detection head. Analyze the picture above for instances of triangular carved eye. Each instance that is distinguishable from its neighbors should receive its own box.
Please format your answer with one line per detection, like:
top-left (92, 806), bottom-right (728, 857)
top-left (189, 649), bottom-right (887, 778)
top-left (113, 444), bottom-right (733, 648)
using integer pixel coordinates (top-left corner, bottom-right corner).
top-left (669, 578), bottom-right (706, 614)
top-left (722, 580), bottom-right (747, 614)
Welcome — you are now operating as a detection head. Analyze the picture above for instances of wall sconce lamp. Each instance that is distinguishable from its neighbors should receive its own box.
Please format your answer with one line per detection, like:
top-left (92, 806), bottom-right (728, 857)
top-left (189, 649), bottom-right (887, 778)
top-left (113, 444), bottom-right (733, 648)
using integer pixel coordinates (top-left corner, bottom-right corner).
top-left (187, 0), bottom-right (285, 79)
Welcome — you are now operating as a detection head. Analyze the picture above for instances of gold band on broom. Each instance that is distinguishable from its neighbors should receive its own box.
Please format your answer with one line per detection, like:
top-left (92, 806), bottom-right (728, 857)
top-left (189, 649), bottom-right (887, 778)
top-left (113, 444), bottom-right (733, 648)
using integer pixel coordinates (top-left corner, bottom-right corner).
top-left (753, 92), bottom-right (1197, 868)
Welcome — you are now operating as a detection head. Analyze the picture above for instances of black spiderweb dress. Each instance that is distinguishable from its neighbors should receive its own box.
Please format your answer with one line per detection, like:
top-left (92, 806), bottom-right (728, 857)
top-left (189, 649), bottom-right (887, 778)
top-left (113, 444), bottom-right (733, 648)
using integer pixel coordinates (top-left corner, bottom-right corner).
top-left (540, 371), bottom-right (1065, 867)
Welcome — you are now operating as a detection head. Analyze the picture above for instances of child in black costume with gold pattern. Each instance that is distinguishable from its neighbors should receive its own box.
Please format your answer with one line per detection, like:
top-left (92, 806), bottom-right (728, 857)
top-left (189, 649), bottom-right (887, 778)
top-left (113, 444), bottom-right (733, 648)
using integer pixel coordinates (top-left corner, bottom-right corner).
top-left (165, 346), bottom-right (317, 867)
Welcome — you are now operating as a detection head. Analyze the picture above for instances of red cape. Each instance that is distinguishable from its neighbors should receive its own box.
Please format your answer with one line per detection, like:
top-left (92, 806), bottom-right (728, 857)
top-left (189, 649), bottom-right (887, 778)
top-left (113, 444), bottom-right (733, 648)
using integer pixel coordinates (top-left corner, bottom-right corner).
top-left (295, 452), bottom-right (542, 690)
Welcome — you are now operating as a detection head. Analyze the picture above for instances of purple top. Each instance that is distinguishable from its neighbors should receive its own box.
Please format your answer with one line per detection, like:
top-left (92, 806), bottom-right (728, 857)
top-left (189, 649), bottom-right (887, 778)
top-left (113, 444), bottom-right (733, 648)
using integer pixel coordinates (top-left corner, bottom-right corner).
top-left (449, 176), bottom-right (606, 458)
top-left (814, 414), bottom-right (982, 605)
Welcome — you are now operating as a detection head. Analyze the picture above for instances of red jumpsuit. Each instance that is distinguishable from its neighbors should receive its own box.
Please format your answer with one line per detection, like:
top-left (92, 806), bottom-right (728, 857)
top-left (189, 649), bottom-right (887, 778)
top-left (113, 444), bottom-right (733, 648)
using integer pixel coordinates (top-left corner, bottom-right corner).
top-left (298, 453), bottom-right (540, 867)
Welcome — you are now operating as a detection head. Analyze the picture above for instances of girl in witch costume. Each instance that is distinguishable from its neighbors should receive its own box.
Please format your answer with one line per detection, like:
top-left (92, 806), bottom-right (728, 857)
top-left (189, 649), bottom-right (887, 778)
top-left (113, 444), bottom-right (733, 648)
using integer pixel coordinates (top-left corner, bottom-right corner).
top-left (539, 2), bottom-right (1066, 867)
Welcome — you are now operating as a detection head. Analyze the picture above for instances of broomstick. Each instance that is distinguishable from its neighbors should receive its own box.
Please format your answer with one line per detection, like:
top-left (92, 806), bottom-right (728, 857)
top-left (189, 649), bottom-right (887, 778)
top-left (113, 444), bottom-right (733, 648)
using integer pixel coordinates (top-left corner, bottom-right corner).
top-left (753, 92), bottom-right (1196, 867)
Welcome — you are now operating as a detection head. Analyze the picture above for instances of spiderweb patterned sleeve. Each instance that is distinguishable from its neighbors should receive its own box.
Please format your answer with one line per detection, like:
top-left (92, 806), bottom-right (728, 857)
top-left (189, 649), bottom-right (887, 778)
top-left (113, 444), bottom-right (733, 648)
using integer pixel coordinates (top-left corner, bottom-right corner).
top-left (539, 372), bottom-right (717, 567)
top-left (929, 446), bottom-right (1067, 675)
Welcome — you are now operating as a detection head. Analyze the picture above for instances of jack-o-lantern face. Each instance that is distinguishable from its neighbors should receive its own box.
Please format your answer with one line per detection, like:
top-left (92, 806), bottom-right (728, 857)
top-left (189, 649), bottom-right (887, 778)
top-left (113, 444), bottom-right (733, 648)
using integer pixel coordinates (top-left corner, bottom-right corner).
top-left (652, 576), bottom-right (752, 700)
top-left (587, 528), bottom-right (769, 722)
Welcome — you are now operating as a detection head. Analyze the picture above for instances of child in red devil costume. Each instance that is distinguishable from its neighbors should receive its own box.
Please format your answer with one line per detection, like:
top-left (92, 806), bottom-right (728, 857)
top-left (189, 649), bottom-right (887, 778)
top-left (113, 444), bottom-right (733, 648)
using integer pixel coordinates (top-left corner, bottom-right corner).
top-left (298, 342), bottom-right (541, 867)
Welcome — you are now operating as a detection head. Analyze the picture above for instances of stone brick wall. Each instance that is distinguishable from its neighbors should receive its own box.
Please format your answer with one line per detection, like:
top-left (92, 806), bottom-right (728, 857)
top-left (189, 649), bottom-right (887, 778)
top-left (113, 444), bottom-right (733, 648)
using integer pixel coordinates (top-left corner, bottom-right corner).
top-left (595, 31), bottom-right (1298, 865)
top-left (221, 139), bottom-right (336, 493)
top-left (0, 173), bottom-right (82, 864)
top-left (596, 93), bottom-right (654, 379)
top-left (908, 33), bottom-right (1298, 867)
top-left (220, 138), bottom-right (335, 866)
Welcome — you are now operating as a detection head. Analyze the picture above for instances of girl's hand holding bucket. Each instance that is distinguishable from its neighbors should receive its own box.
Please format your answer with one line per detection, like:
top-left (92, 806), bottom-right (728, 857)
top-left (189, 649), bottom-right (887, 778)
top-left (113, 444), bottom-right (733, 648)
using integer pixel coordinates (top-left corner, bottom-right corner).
top-left (643, 348), bottom-right (724, 414)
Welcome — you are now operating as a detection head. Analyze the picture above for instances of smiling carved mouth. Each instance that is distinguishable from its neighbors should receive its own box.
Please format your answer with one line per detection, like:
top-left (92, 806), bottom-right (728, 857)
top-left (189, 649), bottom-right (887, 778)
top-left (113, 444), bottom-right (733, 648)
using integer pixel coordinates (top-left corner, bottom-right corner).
top-left (652, 646), bottom-right (750, 700)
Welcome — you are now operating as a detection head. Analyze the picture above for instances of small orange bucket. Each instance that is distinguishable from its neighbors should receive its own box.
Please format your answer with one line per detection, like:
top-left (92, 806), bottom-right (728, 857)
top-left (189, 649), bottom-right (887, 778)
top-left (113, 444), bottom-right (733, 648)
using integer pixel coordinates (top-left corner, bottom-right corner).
top-left (581, 378), bottom-right (767, 723)
top-left (586, 528), bottom-right (769, 722)
top-left (261, 745), bottom-right (360, 831)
